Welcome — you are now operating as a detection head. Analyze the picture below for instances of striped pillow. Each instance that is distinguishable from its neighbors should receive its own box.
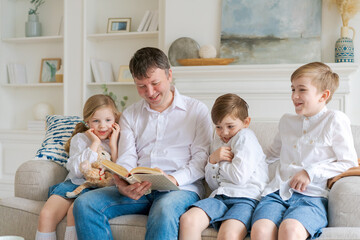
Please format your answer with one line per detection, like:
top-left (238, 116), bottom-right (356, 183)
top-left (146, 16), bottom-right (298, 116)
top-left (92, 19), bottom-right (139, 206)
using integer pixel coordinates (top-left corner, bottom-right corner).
top-left (35, 115), bottom-right (81, 166)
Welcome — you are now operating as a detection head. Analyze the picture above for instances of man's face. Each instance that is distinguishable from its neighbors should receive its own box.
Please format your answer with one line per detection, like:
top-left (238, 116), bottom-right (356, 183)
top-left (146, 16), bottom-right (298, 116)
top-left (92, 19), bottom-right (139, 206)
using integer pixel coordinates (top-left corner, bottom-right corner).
top-left (134, 68), bottom-right (173, 112)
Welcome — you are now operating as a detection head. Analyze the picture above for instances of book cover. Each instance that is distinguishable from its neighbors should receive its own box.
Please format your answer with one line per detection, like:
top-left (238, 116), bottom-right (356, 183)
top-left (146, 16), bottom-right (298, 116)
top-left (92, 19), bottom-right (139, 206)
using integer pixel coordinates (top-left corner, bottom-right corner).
top-left (148, 10), bottom-right (159, 32)
top-left (137, 10), bottom-right (151, 32)
top-left (143, 11), bottom-right (154, 32)
top-left (101, 159), bottom-right (179, 191)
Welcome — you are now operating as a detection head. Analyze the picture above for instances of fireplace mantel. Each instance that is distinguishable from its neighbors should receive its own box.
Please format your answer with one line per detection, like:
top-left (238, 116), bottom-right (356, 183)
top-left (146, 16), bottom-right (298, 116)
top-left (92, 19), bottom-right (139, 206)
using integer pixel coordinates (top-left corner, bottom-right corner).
top-left (173, 63), bottom-right (360, 123)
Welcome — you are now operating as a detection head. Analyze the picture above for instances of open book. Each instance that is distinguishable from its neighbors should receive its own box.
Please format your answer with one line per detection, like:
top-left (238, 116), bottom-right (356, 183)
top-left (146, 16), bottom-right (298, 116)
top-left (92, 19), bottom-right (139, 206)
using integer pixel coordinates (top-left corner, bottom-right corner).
top-left (101, 160), bottom-right (179, 191)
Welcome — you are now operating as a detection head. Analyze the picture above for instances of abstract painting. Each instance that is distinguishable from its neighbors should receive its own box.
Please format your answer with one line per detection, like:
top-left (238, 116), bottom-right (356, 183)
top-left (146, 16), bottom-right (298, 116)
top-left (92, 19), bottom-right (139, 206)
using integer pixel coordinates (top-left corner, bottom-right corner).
top-left (220, 0), bottom-right (322, 64)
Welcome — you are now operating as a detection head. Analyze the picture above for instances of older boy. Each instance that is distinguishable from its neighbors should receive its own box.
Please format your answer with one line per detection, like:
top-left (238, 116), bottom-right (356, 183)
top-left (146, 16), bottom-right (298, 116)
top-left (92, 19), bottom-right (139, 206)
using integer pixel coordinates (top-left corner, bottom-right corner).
top-left (251, 62), bottom-right (358, 240)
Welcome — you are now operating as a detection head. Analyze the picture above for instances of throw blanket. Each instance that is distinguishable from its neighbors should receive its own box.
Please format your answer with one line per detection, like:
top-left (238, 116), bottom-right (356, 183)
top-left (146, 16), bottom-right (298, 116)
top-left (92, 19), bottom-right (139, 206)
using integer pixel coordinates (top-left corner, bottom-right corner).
top-left (327, 159), bottom-right (360, 189)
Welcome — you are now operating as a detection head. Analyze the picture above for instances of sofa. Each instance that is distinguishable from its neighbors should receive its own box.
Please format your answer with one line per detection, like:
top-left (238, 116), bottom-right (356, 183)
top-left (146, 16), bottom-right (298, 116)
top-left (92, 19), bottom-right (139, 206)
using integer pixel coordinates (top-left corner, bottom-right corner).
top-left (1, 122), bottom-right (360, 240)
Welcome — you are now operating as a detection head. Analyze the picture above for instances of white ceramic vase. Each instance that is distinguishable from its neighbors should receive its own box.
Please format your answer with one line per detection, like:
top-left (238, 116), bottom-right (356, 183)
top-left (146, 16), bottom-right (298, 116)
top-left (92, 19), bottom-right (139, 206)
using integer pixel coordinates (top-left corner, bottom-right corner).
top-left (25, 14), bottom-right (41, 37)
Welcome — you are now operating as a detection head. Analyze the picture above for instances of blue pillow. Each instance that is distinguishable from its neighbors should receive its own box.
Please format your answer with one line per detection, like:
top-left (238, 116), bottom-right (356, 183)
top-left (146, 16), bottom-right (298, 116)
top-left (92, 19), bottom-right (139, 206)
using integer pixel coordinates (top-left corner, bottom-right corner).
top-left (35, 115), bottom-right (82, 166)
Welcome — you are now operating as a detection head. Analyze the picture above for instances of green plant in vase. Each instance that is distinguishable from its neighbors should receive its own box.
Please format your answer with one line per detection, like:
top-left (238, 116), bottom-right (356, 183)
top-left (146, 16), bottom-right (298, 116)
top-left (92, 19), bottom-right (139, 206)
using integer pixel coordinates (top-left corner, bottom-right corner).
top-left (26, 0), bottom-right (45, 37)
top-left (101, 84), bottom-right (128, 112)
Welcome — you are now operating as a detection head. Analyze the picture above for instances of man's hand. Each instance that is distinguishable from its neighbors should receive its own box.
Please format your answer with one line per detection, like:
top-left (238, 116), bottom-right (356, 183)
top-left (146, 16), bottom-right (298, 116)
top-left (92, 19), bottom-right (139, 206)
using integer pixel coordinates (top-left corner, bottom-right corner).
top-left (154, 168), bottom-right (179, 186)
top-left (113, 174), bottom-right (151, 200)
top-left (209, 147), bottom-right (234, 164)
top-left (289, 170), bottom-right (311, 192)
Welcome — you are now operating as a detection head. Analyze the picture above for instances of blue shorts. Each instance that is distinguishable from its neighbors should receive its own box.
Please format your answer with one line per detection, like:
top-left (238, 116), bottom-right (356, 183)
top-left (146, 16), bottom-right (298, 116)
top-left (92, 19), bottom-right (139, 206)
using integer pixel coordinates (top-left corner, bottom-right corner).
top-left (48, 179), bottom-right (93, 199)
top-left (191, 194), bottom-right (258, 231)
top-left (252, 191), bottom-right (328, 239)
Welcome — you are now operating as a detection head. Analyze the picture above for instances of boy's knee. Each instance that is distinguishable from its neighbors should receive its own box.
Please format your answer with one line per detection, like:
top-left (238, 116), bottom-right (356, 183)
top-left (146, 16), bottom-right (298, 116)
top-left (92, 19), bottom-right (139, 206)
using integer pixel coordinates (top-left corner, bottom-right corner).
top-left (251, 219), bottom-right (277, 240)
top-left (279, 219), bottom-right (308, 240)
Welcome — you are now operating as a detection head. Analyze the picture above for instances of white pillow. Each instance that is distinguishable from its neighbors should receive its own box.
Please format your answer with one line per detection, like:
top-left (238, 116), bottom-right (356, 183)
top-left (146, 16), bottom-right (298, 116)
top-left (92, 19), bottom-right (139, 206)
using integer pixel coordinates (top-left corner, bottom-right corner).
top-left (35, 115), bottom-right (81, 166)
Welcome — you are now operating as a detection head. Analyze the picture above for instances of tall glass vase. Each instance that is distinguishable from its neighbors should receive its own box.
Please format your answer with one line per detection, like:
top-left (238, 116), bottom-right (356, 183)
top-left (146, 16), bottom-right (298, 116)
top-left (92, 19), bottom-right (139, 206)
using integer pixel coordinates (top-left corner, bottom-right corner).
top-left (25, 14), bottom-right (41, 37)
top-left (335, 26), bottom-right (355, 63)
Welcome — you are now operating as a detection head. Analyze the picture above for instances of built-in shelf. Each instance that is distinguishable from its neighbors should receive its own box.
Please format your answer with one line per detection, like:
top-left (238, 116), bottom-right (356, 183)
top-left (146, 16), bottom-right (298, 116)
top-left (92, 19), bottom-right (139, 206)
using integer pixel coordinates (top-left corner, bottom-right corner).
top-left (2, 83), bottom-right (63, 87)
top-left (87, 31), bottom-right (158, 41)
top-left (87, 82), bottom-right (134, 86)
top-left (2, 36), bottom-right (63, 43)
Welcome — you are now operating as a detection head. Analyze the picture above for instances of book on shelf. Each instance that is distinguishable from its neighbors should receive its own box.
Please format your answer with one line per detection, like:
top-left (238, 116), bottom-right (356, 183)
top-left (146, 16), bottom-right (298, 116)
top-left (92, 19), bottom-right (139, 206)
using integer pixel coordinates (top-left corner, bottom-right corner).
top-left (90, 59), bottom-right (114, 83)
top-left (137, 10), bottom-right (151, 32)
top-left (27, 120), bottom-right (46, 131)
top-left (148, 10), bottom-right (159, 31)
top-left (7, 63), bottom-right (27, 84)
top-left (100, 159), bottom-right (179, 191)
top-left (142, 10), bottom-right (154, 32)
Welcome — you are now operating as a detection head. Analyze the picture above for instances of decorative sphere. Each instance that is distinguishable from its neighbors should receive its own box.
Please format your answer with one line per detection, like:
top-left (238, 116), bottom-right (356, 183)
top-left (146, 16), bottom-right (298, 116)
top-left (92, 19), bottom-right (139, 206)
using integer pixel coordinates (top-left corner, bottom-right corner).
top-left (199, 44), bottom-right (217, 58)
top-left (33, 103), bottom-right (54, 121)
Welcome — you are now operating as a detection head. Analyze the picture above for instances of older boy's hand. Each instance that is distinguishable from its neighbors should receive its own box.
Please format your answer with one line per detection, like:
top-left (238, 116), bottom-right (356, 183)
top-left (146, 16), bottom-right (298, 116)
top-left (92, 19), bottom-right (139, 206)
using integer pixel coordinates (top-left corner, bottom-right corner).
top-left (209, 147), bottom-right (234, 164)
top-left (289, 170), bottom-right (311, 192)
top-left (113, 174), bottom-right (151, 200)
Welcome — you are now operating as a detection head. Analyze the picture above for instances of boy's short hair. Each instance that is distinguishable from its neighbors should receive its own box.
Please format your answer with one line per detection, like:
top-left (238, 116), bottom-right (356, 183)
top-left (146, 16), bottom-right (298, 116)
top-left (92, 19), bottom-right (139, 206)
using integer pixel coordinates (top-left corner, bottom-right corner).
top-left (291, 62), bottom-right (339, 103)
top-left (129, 47), bottom-right (170, 80)
top-left (211, 93), bottom-right (249, 124)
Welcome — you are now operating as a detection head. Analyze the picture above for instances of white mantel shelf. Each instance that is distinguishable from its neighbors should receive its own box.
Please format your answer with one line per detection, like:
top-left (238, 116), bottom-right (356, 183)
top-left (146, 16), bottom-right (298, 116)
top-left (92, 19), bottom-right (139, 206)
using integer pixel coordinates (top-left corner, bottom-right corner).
top-left (173, 63), bottom-right (360, 123)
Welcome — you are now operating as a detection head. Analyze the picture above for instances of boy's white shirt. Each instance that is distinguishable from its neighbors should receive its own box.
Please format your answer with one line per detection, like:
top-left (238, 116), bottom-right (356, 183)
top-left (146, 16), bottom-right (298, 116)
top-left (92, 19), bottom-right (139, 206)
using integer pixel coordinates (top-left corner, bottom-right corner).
top-left (66, 132), bottom-right (111, 185)
top-left (263, 106), bottom-right (358, 200)
top-left (205, 128), bottom-right (269, 200)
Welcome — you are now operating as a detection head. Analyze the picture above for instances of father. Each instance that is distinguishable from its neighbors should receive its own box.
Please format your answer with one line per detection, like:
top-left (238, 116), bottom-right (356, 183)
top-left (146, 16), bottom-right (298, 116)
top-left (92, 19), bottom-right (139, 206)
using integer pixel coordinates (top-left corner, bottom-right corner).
top-left (73, 47), bottom-right (212, 239)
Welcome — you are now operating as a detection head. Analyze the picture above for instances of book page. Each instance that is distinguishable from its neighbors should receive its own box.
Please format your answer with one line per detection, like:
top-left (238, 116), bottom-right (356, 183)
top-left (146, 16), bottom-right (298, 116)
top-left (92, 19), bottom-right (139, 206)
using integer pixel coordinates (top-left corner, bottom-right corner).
top-left (100, 159), bottom-right (129, 177)
top-left (131, 166), bottom-right (162, 175)
top-left (133, 174), bottom-right (179, 191)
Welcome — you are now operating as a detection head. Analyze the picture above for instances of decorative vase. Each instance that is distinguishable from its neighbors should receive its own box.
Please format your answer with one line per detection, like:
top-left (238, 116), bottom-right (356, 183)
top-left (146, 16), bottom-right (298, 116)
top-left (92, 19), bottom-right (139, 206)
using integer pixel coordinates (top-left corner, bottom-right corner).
top-left (335, 26), bottom-right (355, 63)
top-left (25, 14), bottom-right (41, 37)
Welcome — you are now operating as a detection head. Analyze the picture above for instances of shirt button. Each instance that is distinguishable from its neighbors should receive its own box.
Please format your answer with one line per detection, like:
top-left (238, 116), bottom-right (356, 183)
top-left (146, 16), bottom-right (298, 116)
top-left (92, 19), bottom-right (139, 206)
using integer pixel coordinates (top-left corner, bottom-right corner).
top-left (212, 166), bottom-right (215, 169)
top-left (303, 130), bottom-right (306, 134)
top-left (293, 145), bottom-right (297, 149)
top-left (212, 176), bottom-right (215, 179)
top-left (310, 140), bottom-right (314, 144)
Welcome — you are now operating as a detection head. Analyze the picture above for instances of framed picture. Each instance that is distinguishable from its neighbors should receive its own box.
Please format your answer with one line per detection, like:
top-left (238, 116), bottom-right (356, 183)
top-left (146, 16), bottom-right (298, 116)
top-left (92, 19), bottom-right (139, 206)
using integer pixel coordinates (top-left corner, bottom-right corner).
top-left (117, 65), bottom-right (133, 82)
top-left (107, 18), bottom-right (131, 33)
top-left (40, 58), bottom-right (61, 83)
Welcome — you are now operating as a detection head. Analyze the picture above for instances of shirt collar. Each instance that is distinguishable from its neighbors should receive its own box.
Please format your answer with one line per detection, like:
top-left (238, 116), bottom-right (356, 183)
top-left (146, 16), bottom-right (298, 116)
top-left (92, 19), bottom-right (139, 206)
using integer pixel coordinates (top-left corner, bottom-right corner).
top-left (302, 106), bottom-right (328, 121)
top-left (142, 85), bottom-right (187, 112)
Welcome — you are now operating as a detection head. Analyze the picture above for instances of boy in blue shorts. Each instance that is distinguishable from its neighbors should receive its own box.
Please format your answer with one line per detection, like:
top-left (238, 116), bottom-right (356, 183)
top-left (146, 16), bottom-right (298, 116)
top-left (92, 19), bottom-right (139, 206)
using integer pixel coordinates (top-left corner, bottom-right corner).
top-left (179, 93), bottom-right (268, 240)
top-left (251, 62), bottom-right (358, 240)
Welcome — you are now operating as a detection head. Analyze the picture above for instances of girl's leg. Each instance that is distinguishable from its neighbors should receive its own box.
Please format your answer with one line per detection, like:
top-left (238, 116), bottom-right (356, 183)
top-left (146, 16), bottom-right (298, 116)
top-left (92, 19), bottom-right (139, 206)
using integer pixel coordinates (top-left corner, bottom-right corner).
top-left (217, 219), bottom-right (247, 240)
top-left (64, 203), bottom-right (78, 240)
top-left (251, 219), bottom-right (278, 240)
top-left (278, 219), bottom-right (309, 240)
top-left (179, 207), bottom-right (210, 240)
top-left (38, 195), bottom-right (73, 232)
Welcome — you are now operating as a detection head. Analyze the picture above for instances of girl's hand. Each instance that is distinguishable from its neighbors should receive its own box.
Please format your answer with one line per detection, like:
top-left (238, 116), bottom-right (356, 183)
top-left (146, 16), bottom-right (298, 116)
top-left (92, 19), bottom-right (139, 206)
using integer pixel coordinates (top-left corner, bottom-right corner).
top-left (209, 147), bottom-right (234, 164)
top-left (289, 170), bottom-right (311, 192)
top-left (109, 123), bottom-right (120, 145)
top-left (85, 128), bottom-right (101, 151)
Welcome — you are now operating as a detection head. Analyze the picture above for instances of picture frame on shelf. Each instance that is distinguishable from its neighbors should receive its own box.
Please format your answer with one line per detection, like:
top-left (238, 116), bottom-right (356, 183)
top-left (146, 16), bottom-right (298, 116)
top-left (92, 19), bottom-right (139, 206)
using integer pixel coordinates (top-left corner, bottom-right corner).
top-left (117, 65), bottom-right (133, 82)
top-left (40, 58), bottom-right (61, 83)
top-left (107, 18), bottom-right (131, 33)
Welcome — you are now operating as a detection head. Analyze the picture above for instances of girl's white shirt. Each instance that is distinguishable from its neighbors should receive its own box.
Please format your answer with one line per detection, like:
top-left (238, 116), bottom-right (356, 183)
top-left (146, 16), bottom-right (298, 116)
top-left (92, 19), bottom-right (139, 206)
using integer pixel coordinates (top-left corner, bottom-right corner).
top-left (205, 128), bottom-right (269, 200)
top-left (263, 106), bottom-right (358, 200)
top-left (65, 132), bottom-right (111, 185)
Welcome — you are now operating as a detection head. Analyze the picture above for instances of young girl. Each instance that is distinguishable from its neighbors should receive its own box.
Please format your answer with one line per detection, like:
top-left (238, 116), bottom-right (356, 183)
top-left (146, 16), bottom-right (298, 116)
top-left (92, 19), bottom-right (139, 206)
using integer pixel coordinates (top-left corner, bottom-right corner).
top-left (35, 94), bottom-right (121, 240)
top-left (179, 93), bottom-right (269, 240)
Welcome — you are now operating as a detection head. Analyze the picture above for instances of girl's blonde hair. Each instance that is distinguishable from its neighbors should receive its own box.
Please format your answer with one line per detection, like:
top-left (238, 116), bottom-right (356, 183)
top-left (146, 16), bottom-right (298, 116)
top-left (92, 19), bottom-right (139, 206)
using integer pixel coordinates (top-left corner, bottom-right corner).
top-left (211, 93), bottom-right (249, 125)
top-left (291, 62), bottom-right (339, 104)
top-left (64, 94), bottom-right (121, 153)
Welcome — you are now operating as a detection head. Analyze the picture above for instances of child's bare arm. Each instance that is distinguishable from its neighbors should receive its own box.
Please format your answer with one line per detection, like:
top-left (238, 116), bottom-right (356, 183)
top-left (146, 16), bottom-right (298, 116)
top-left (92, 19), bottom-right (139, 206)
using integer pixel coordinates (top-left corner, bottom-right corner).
top-left (109, 123), bottom-right (120, 161)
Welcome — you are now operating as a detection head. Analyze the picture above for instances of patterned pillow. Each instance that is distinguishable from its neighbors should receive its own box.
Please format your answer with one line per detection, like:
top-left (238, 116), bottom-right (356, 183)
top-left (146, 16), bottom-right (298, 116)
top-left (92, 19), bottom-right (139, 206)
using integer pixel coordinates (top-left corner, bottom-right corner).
top-left (35, 115), bottom-right (82, 166)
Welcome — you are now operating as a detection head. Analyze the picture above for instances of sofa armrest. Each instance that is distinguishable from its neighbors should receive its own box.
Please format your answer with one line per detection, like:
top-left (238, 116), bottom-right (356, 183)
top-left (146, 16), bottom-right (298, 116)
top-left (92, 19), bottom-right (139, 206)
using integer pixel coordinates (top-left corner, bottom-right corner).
top-left (15, 160), bottom-right (68, 201)
top-left (328, 176), bottom-right (360, 227)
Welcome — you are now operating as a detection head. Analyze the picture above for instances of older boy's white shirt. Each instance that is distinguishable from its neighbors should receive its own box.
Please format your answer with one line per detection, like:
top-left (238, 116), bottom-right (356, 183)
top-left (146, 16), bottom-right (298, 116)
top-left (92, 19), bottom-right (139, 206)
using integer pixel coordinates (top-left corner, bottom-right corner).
top-left (117, 87), bottom-right (212, 198)
top-left (205, 128), bottom-right (269, 200)
top-left (66, 132), bottom-right (111, 185)
top-left (264, 106), bottom-right (358, 200)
